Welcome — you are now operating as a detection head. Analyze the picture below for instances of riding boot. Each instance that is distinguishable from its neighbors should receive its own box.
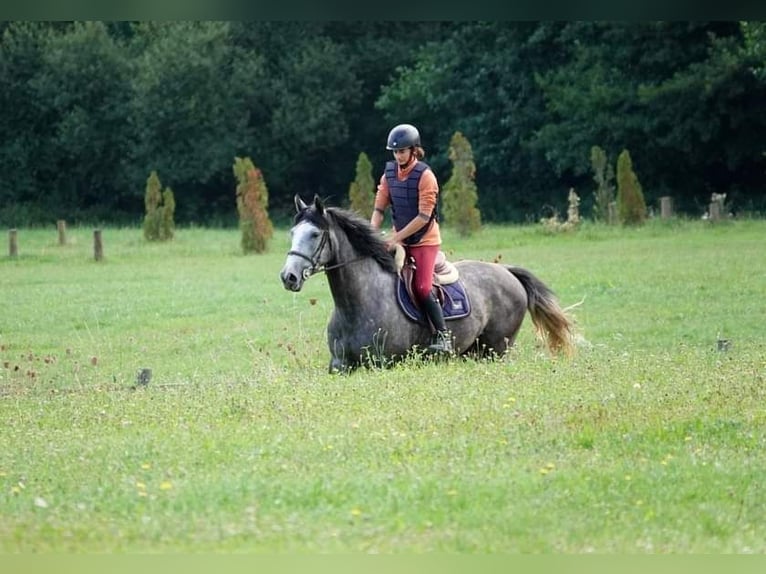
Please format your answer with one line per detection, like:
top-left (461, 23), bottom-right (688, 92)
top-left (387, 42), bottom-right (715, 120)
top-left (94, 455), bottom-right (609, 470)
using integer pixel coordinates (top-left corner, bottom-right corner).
top-left (420, 293), bottom-right (454, 355)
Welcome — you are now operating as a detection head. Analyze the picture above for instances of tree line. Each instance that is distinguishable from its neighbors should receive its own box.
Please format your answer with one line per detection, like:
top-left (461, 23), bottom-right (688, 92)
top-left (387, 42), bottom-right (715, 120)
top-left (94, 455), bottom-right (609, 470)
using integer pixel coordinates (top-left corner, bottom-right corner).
top-left (1, 21), bottom-right (764, 227)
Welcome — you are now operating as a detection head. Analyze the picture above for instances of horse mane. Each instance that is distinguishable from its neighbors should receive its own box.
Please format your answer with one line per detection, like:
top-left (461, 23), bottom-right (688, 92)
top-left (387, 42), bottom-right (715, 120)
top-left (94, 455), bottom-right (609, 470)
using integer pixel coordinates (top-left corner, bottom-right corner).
top-left (295, 203), bottom-right (397, 274)
top-left (327, 207), bottom-right (398, 273)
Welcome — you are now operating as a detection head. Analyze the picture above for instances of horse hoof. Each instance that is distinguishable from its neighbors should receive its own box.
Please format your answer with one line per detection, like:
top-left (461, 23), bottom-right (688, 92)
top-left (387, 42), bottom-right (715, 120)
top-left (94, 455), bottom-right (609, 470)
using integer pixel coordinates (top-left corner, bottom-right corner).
top-left (329, 358), bottom-right (349, 375)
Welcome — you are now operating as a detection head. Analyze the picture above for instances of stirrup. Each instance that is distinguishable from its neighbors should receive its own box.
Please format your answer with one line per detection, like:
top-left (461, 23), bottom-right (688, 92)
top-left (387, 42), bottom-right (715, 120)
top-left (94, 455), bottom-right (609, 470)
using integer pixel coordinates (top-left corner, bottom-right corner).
top-left (427, 331), bottom-right (454, 355)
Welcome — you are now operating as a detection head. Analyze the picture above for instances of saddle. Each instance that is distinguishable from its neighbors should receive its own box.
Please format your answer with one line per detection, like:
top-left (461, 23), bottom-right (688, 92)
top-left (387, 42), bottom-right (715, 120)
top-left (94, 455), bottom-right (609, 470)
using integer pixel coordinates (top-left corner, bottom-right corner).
top-left (393, 245), bottom-right (471, 323)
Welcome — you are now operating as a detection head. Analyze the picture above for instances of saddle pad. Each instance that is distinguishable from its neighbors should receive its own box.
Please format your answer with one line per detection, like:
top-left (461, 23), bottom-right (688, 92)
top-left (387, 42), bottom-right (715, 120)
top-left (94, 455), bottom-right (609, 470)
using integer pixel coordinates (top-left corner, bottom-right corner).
top-left (397, 279), bottom-right (471, 323)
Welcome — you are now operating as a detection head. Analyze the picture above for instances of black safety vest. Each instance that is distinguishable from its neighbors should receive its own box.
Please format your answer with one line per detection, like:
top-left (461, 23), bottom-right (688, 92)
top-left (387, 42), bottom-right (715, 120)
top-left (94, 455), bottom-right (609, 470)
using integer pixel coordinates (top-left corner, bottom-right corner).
top-left (384, 160), bottom-right (437, 245)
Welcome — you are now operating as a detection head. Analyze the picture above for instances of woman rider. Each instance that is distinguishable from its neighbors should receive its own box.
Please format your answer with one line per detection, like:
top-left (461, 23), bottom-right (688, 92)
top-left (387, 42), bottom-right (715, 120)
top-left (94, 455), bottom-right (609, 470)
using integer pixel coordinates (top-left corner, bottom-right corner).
top-left (370, 123), bottom-right (453, 355)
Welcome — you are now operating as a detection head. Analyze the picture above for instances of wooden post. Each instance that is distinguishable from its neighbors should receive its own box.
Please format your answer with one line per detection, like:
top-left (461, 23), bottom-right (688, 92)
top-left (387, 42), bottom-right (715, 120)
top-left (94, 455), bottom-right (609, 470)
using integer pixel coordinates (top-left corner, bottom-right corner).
top-left (57, 220), bottom-right (67, 245)
top-left (93, 229), bottom-right (103, 261)
top-left (9, 229), bottom-right (18, 257)
top-left (607, 201), bottom-right (618, 225)
top-left (708, 202), bottom-right (721, 222)
top-left (660, 196), bottom-right (673, 219)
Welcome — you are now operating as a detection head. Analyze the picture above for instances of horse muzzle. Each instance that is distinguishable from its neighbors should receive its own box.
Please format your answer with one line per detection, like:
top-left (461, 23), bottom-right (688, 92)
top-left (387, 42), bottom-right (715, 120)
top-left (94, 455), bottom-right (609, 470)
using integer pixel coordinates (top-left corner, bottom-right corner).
top-left (280, 266), bottom-right (307, 292)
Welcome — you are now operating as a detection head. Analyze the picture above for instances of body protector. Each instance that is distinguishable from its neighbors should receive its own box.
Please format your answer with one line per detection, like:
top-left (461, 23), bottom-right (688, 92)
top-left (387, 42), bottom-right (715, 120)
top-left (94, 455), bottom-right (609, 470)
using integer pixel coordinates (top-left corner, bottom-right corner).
top-left (385, 160), bottom-right (437, 245)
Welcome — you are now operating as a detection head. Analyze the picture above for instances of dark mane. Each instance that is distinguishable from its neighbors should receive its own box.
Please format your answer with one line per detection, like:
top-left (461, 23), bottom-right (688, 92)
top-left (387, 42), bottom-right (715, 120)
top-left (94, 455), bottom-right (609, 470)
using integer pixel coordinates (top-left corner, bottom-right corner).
top-left (327, 207), bottom-right (397, 273)
top-left (294, 204), bottom-right (396, 273)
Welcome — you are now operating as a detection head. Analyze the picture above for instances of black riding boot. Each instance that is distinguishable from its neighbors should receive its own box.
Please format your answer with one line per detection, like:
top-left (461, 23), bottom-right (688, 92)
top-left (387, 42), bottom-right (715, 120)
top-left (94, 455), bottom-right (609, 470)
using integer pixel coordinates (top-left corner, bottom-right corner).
top-left (420, 293), bottom-right (454, 355)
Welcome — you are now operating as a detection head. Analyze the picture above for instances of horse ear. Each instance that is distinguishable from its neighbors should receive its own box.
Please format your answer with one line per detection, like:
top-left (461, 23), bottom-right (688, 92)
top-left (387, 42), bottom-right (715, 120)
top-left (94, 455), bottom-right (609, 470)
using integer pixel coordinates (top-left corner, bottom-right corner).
top-left (313, 194), bottom-right (325, 215)
top-left (294, 194), bottom-right (308, 212)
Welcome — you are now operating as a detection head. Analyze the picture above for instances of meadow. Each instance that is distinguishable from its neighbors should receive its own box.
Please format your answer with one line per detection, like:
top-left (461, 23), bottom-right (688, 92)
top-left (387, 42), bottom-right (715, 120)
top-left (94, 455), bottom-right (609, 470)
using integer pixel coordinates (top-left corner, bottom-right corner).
top-left (0, 217), bottom-right (764, 553)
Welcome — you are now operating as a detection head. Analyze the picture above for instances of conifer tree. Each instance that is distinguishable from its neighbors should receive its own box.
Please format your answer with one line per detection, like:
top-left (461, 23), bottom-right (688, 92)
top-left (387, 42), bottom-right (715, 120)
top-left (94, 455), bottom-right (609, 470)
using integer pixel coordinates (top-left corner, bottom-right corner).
top-left (442, 131), bottom-right (481, 237)
top-left (616, 149), bottom-right (647, 225)
top-left (234, 156), bottom-right (274, 254)
top-left (143, 170), bottom-right (175, 241)
top-left (348, 152), bottom-right (375, 217)
top-left (590, 145), bottom-right (615, 222)
top-left (160, 187), bottom-right (176, 240)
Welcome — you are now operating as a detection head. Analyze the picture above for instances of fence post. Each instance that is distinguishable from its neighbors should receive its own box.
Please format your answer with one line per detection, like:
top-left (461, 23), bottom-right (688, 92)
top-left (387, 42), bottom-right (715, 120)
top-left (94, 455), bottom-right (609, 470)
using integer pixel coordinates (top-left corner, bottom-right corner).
top-left (57, 220), bottom-right (67, 245)
top-left (660, 196), bottom-right (673, 219)
top-left (93, 229), bottom-right (104, 261)
top-left (708, 202), bottom-right (721, 222)
top-left (9, 229), bottom-right (18, 257)
top-left (607, 201), bottom-right (618, 225)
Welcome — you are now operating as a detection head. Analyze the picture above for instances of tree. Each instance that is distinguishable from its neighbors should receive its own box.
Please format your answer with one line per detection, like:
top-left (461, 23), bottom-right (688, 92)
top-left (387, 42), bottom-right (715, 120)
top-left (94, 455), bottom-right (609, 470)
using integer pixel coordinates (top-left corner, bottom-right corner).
top-left (347, 152), bottom-right (375, 218)
top-left (616, 150), bottom-right (647, 226)
top-left (129, 22), bottom-right (261, 221)
top-left (532, 22), bottom-right (765, 213)
top-left (376, 22), bottom-right (565, 222)
top-left (590, 145), bottom-right (615, 222)
top-left (143, 170), bottom-right (175, 241)
top-left (234, 156), bottom-right (273, 254)
top-left (442, 132), bottom-right (481, 237)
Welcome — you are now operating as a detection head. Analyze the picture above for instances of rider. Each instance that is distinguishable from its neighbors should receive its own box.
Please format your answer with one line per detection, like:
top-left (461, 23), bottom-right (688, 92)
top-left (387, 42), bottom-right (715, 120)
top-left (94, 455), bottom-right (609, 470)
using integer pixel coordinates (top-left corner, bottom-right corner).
top-left (370, 123), bottom-right (453, 355)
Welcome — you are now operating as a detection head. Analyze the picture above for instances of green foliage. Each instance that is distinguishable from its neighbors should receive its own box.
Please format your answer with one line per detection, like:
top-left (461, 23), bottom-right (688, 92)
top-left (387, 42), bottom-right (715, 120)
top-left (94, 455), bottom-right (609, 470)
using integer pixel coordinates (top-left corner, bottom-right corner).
top-left (741, 21), bottom-right (766, 81)
top-left (143, 171), bottom-right (175, 241)
top-left (377, 22), bottom-right (559, 222)
top-left (616, 149), bottom-right (647, 226)
top-left (1, 22), bottom-right (765, 227)
top-left (234, 156), bottom-right (273, 254)
top-left (347, 152), bottom-right (375, 217)
top-left (442, 131), bottom-right (481, 237)
top-left (590, 145), bottom-right (615, 222)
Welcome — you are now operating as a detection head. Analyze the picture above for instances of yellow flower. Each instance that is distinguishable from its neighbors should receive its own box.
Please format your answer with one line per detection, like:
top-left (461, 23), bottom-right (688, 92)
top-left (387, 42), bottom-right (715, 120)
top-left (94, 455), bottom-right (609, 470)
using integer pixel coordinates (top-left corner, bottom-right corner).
top-left (350, 507), bottom-right (362, 517)
top-left (160, 481), bottom-right (173, 491)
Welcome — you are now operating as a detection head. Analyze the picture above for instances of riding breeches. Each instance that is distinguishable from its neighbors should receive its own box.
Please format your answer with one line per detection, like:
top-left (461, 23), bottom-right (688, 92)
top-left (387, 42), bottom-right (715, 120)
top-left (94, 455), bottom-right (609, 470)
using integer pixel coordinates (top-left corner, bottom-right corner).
top-left (406, 244), bottom-right (440, 303)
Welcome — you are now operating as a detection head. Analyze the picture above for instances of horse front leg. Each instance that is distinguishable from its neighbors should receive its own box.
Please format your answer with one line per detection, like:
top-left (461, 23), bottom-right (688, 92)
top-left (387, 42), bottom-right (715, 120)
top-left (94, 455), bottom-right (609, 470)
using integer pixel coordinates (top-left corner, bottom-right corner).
top-left (327, 334), bottom-right (357, 375)
top-left (329, 355), bottom-right (353, 375)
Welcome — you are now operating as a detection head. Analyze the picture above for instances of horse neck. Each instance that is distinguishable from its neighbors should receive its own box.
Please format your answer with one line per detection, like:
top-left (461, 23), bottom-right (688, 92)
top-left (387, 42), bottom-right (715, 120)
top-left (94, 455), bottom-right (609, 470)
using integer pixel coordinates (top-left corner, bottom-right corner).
top-left (326, 229), bottom-right (390, 311)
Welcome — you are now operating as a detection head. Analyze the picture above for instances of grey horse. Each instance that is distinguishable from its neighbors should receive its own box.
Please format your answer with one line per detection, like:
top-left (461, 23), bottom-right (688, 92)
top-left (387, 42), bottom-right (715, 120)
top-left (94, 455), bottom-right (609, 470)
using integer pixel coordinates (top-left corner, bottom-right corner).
top-left (280, 194), bottom-right (575, 373)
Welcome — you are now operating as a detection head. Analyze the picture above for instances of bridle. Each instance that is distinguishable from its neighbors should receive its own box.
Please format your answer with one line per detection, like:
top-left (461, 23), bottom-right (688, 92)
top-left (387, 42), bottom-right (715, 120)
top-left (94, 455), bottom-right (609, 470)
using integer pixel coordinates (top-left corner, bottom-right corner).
top-left (286, 226), bottom-right (362, 280)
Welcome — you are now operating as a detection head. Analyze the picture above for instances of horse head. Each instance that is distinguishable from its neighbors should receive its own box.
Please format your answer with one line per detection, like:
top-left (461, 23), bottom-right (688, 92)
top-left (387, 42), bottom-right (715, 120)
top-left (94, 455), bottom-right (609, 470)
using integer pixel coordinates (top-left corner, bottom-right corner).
top-left (280, 194), bottom-right (332, 292)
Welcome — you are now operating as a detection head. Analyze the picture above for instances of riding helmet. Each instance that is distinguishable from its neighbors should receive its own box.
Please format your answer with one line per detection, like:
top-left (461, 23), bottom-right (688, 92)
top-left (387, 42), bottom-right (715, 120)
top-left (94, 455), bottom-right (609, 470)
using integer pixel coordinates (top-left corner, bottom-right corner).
top-left (386, 124), bottom-right (420, 150)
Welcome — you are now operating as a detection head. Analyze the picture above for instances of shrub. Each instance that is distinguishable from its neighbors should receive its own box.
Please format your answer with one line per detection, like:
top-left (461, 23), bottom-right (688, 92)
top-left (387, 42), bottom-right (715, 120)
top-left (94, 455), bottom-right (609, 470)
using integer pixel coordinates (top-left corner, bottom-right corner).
top-left (143, 170), bottom-right (175, 241)
top-left (442, 131), bottom-right (481, 237)
top-left (348, 152), bottom-right (375, 218)
top-left (616, 149), bottom-right (647, 225)
top-left (234, 156), bottom-right (273, 254)
top-left (540, 188), bottom-right (581, 233)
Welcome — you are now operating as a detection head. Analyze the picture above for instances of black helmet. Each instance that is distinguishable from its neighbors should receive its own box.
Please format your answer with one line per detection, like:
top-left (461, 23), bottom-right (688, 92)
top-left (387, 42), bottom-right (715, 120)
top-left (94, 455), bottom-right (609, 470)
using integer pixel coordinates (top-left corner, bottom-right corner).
top-left (386, 124), bottom-right (420, 150)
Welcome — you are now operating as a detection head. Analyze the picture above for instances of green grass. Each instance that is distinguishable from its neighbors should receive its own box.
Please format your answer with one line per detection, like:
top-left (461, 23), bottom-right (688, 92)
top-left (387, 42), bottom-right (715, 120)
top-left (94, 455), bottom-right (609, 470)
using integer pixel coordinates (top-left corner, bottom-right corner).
top-left (1, 218), bottom-right (765, 552)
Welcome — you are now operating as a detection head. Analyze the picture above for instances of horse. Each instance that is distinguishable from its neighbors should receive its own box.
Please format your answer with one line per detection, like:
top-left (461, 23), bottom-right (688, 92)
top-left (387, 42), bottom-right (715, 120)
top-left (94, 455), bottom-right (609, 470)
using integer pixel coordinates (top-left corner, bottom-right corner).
top-left (279, 194), bottom-right (576, 373)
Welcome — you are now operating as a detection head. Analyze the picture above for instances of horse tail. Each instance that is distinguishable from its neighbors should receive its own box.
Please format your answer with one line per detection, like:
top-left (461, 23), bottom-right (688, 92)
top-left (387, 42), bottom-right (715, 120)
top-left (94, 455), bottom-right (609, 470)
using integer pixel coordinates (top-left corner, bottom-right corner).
top-left (506, 266), bottom-right (576, 357)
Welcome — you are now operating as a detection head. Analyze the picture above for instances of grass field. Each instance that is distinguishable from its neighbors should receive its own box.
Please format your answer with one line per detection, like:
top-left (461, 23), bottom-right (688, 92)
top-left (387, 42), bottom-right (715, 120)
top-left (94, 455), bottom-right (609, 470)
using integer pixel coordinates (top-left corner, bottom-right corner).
top-left (1, 218), bottom-right (764, 552)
